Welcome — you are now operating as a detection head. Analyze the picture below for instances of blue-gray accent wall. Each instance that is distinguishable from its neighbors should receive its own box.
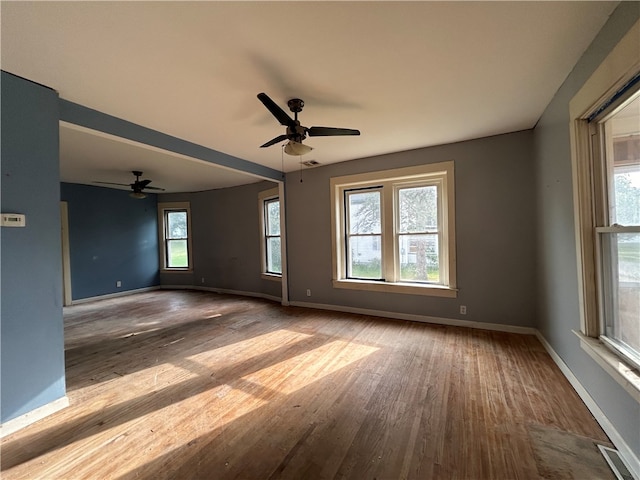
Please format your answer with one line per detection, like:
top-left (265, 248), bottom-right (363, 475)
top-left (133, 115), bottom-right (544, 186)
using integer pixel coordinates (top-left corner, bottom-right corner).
top-left (60, 183), bottom-right (160, 300)
top-left (1, 71), bottom-right (66, 422)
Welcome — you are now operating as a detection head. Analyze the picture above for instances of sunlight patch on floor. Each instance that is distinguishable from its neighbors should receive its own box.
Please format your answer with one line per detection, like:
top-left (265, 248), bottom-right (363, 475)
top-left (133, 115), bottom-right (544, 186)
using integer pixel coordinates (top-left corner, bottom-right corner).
top-left (184, 328), bottom-right (314, 364)
top-left (242, 339), bottom-right (379, 395)
top-left (2, 330), bottom-right (378, 479)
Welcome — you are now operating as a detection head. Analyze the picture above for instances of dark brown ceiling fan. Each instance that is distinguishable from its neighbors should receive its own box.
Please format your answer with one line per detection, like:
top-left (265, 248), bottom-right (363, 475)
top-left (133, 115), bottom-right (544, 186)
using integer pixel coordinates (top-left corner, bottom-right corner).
top-left (257, 92), bottom-right (360, 156)
top-left (94, 171), bottom-right (165, 199)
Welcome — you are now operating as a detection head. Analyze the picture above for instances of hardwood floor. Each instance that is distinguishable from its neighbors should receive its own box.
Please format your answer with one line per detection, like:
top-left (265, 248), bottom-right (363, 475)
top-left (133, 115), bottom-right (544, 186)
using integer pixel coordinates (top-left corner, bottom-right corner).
top-left (1, 290), bottom-right (611, 479)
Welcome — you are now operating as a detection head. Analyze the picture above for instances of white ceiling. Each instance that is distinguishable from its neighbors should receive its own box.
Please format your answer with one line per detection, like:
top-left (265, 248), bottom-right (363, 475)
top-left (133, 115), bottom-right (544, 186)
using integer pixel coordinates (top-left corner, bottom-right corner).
top-left (59, 123), bottom-right (264, 193)
top-left (1, 1), bottom-right (618, 193)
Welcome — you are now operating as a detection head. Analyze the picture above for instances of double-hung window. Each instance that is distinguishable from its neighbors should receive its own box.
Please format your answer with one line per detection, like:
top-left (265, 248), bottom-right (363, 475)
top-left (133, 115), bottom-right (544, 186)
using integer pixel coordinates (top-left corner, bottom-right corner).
top-left (592, 88), bottom-right (640, 370)
top-left (397, 183), bottom-right (442, 283)
top-left (331, 161), bottom-right (456, 297)
top-left (345, 188), bottom-right (382, 279)
top-left (259, 188), bottom-right (282, 278)
top-left (570, 18), bottom-right (640, 400)
top-left (158, 202), bottom-right (192, 271)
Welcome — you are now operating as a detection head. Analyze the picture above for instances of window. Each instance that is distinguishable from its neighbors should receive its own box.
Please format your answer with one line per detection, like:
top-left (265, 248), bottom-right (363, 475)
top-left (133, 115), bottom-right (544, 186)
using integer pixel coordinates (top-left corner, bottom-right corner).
top-left (346, 188), bottom-right (382, 279)
top-left (259, 188), bottom-right (282, 278)
top-left (330, 162), bottom-right (456, 297)
top-left (569, 19), bottom-right (640, 400)
top-left (592, 89), bottom-right (640, 370)
top-left (158, 202), bottom-right (192, 271)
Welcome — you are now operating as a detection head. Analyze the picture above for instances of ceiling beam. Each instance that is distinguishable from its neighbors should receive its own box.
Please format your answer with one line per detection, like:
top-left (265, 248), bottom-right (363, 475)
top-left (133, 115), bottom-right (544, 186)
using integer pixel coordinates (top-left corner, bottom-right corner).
top-left (59, 99), bottom-right (283, 182)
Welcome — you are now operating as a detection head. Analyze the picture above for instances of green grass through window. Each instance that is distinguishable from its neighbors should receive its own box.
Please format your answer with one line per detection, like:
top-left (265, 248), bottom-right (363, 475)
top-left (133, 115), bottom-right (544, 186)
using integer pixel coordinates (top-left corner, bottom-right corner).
top-left (168, 240), bottom-right (188, 268)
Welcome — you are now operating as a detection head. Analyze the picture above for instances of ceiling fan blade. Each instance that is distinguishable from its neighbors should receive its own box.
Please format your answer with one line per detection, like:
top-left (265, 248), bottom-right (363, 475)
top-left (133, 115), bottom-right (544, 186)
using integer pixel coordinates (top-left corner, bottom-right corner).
top-left (144, 186), bottom-right (165, 191)
top-left (260, 134), bottom-right (289, 148)
top-left (257, 93), bottom-right (296, 127)
top-left (136, 179), bottom-right (152, 188)
top-left (307, 126), bottom-right (360, 137)
top-left (94, 181), bottom-right (130, 187)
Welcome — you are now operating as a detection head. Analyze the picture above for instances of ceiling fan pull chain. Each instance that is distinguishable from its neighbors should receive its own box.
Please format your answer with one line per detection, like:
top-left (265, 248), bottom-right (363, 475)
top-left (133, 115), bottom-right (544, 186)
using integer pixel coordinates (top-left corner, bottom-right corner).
top-left (299, 156), bottom-right (303, 183)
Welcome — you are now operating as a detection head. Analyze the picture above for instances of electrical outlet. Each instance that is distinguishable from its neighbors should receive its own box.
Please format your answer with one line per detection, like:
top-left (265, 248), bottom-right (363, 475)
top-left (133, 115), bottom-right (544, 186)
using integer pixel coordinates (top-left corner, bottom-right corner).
top-left (116, 280), bottom-right (122, 288)
top-left (201, 277), bottom-right (205, 283)
top-left (306, 289), bottom-right (311, 297)
top-left (460, 305), bottom-right (467, 315)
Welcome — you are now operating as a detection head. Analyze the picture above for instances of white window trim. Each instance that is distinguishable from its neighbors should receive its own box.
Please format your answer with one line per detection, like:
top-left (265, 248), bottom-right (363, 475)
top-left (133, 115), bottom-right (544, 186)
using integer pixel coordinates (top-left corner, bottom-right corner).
top-left (330, 161), bottom-right (457, 298)
top-left (569, 19), bottom-right (640, 400)
top-left (258, 187), bottom-right (282, 281)
top-left (158, 201), bottom-right (193, 273)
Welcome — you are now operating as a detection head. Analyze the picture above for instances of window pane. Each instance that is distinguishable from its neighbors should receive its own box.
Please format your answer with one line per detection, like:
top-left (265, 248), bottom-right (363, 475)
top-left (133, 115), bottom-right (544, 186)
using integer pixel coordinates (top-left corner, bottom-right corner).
top-left (348, 235), bottom-right (382, 279)
top-left (266, 199), bottom-right (280, 236)
top-left (613, 171), bottom-right (640, 225)
top-left (601, 232), bottom-right (640, 361)
top-left (398, 185), bottom-right (437, 233)
top-left (399, 234), bottom-right (439, 282)
top-left (348, 191), bottom-right (381, 234)
top-left (167, 239), bottom-right (188, 268)
top-left (608, 93), bottom-right (640, 226)
top-left (167, 211), bottom-right (188, 239)
top-left (266, 237), bottom-right (282, 274)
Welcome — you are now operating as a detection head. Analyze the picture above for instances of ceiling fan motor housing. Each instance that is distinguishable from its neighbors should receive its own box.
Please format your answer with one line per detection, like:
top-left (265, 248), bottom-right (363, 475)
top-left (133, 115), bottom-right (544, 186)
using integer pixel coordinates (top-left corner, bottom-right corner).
top-left (287, 98), bottom-right (304, 113)
top-left (286, 123), bottom-right (307, 143)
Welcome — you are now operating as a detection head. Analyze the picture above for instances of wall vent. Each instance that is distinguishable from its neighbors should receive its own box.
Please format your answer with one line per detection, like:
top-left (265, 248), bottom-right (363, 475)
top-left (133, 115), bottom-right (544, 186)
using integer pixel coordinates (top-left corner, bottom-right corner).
top-left (301, 160), bottom-right (320, 167)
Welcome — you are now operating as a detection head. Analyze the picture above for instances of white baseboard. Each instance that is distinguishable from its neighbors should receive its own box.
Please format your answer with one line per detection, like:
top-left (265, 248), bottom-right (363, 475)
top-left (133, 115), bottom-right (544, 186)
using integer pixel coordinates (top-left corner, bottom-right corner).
top-left (289, 300), bottom-right (537, 335)
top-left (161, 285), bottom-right (282, 304)
top-left (0, 396), bottom-right (69, 438)
top-left (71, 286), bottom-right (161, 305)
top-left (535, 331), bottom-right (640, 480)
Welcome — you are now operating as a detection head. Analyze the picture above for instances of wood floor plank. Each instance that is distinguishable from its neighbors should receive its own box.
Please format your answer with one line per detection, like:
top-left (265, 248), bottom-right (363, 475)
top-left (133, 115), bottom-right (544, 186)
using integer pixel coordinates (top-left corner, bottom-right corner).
top-left (1, 290), bottom-right (612, 479)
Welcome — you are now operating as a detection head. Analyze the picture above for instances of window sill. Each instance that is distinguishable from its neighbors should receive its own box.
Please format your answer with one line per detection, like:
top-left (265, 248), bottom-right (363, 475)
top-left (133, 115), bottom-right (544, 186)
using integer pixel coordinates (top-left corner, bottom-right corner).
top-left (261, 273), bottom-right (282, 282)
top-left (160, 268), bottom-right (193, 274)
top-left (574, 330), bottom-right (640, 404)
top-left (332, 279), bottom-right (457, 298)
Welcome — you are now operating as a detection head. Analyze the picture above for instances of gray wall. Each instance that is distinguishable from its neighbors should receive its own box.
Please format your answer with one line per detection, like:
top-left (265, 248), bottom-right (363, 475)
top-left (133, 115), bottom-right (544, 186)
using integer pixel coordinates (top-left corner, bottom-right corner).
top-left (534, 2), bottom-right (640, 461)
top-left (285, 130), bottom-right (537, 327)
top-left (160, 181), bottom-right (281, 299)
top-left (1, 72), bottom-right (66, 422)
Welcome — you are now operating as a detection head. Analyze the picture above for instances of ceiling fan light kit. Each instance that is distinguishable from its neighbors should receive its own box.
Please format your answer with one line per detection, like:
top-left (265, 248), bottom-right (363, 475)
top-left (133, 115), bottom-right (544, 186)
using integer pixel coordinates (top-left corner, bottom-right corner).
top-left (257, 92), bottom-right (360, 156)
top-left (284, 140), bottom-right (313, 156)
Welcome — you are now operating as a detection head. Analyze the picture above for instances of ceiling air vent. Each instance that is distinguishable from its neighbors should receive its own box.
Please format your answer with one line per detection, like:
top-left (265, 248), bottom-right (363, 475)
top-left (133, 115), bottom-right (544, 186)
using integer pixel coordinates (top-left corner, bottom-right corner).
top-left (301, 160), bottom-right (321, 167)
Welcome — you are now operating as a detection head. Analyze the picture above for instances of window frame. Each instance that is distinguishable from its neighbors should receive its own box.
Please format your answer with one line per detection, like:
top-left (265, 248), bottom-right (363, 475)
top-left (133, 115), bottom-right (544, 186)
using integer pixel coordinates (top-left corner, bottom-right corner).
top-left (344, 186), bottom-right (384, 281)
top-left (569, 18), bottom-right (640, 402)
top-left (591, 91), bottom-right (640, 372)
top-left (259, 187), bottom-right (282, 281)
top-left (158, 202), bottom-right (193, 272)
top-left (330, 161), bottom-right (457, 298)
top-left (394, 179), bottom-right (445, 285)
